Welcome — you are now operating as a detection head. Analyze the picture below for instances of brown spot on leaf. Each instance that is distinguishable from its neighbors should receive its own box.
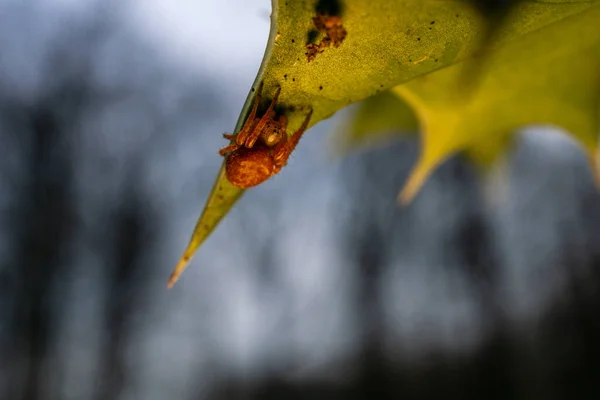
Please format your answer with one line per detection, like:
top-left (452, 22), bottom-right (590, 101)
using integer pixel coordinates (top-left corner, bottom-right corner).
top-left (306, 12), bottom-right (347, 62)
top-left (305, 43), bottom-right (322, 62)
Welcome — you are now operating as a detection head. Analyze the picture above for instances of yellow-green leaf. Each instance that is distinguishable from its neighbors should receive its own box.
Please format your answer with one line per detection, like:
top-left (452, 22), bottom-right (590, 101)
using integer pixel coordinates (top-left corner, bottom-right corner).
top-left (331, 90), bottom-right (418, 155)
top-left (394, 3), bottom-right (600, 204)
top-left (169, 0), bottom-right (600, 286)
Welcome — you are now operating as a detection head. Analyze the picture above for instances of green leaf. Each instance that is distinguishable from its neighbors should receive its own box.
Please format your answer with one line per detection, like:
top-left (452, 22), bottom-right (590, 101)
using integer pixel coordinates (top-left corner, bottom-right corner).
top-left (331, 90), bottom-right (418, 155)
top-left (394, 3), bottom-right (600, 204)
top-left (169, 0), bottom-right (600, 286)
top-left (167, 164), bottom-right (243, 288)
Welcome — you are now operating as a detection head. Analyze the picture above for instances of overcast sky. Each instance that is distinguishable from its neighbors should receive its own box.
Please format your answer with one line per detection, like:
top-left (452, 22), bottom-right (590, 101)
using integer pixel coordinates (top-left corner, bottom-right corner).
top-left (127, 0), bottom-right (271, 89)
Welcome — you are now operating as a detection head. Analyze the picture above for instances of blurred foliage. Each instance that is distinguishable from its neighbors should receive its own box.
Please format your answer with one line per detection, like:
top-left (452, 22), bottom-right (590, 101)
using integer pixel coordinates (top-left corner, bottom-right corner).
top-left (331, 90), bottom-right (418, 155)
top-left (174, 0), bottom-right (600, 285)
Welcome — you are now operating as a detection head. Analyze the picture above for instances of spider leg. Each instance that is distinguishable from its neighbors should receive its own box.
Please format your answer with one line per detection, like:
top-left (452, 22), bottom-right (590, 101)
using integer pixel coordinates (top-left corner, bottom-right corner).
top-left (273, 109), bottom-right (313, 169)
top-left (243, 87), bottom-right (281, 148)
top-left (235, 82), bottom-right (264, 145)
top-left (218, 142), bottom-right (240, 156)
top-left (222, 133), bottom-right (237, 140)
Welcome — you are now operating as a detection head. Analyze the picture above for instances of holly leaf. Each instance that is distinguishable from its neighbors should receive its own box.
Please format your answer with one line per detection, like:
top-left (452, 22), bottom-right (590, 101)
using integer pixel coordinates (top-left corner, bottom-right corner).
top-left (331, 90), bottom-right (418, 155)
top-left (335, 2), bottom-right (600, 204)
top-left (169, 0), bottom-right (600, 286)
top-left (394, 3), bottom-right (600, 203)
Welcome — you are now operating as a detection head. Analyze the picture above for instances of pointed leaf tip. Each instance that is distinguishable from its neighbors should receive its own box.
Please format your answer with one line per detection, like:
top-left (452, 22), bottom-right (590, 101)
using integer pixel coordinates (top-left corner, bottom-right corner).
top-left (168, 253), bottom-right (193, 289)
top-left (167, 162), bottom-right (245, 287)
top-left (397, 161), bottom-right (433, 205)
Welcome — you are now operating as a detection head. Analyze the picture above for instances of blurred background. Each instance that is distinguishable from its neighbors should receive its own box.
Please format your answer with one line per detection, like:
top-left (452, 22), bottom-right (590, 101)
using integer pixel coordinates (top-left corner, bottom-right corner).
top-left (0, 0), bottom-right (599, 399)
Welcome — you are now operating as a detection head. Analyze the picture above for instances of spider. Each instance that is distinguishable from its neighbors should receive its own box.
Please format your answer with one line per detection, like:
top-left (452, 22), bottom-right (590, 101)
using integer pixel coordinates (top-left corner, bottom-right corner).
top-left (218, 82), bottom-right (313, 188)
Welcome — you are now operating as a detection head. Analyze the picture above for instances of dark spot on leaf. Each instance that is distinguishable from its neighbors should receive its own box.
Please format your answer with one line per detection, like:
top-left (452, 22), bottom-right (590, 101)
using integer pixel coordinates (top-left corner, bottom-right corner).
top-left (417, 37), bottom-right (421, 41)
top-left (315, 0), bottom-right (343, 16)
top-left (430, 21), bottom-right (435, 25)
top-left (251, 88), bottom-right (255, 92)
top-left (292, 78), bottom-right (296, 82)
top-left (435, 59), bottom-right (438, 62)
top-left (380, 84), bottom-right (384, 88)
top-left (456, 14), bottom-right (460, 18)
top-left (307, 29), bottom-right (320, 43)
top-left (319, 85), bottom-right (323, 90)
top-left (284, 74), bottom-right (288, 80)
top-left (291, 39), bottom-right (295, 43)
top-left (429, 27), bottom-right (432, 30)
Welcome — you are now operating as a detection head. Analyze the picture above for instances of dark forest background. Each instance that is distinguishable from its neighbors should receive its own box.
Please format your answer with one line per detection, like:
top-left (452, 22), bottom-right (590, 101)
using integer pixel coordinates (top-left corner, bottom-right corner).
top-left (0, 1), bottom-right (599, 399)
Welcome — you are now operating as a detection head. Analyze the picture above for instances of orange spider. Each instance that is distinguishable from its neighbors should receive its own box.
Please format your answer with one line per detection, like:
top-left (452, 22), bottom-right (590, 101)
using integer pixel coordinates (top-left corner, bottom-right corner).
top-left (219, 83), bottom-right (313, 188)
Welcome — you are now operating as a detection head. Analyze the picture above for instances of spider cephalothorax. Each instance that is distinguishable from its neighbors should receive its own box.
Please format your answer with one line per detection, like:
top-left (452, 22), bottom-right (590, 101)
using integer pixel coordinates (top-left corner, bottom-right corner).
top-left (218, 83), bottom-right (313, 188)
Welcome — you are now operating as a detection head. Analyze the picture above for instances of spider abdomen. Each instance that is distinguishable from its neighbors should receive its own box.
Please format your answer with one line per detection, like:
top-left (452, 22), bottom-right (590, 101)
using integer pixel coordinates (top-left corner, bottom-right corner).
top-left (225, 146), bottom-right (274, 188)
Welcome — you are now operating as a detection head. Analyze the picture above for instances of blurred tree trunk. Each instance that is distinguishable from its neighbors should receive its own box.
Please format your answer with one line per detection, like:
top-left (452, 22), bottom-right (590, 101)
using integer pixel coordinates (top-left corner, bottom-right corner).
top-left (3, 91), bottom-right (77, 400)
top-left (94, 174), bottom-right (158, 400)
